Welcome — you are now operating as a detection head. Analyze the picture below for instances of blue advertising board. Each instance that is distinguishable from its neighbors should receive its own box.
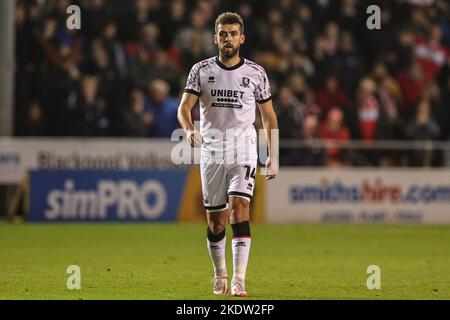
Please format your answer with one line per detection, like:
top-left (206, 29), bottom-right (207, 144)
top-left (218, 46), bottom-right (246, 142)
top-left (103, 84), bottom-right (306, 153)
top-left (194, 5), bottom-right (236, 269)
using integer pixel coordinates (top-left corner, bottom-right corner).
top-left (29, 170), bottom-right (187, 222)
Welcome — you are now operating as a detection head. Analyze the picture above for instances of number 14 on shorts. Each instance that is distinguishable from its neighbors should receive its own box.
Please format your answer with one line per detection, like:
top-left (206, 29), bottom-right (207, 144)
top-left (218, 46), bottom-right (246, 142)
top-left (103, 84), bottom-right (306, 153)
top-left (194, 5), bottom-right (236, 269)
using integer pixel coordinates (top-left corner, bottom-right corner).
top-left (244, 165), bottom-right (256, 180)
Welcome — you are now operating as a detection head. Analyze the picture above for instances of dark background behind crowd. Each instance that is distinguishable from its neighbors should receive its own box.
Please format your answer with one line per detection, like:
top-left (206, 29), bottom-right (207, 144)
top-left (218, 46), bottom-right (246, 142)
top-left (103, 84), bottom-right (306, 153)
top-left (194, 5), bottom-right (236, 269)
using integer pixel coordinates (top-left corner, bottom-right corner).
top-left (13, 0), bottom-right (450, 166)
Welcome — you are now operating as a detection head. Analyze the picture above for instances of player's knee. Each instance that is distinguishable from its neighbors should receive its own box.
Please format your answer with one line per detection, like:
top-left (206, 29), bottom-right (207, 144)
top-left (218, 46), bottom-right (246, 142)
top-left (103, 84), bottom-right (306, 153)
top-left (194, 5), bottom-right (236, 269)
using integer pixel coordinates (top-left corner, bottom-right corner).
top-left (229, 197), bottom-right (250, 222)
top-left (208, 221), bottom-right (227, 235)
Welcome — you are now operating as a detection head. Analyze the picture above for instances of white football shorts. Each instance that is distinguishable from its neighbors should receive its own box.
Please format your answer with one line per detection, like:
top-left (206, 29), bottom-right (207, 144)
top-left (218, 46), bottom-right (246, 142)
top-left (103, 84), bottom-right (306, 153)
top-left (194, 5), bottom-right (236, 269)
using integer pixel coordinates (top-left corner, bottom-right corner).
top-left (200, 156), bottom-right (257, 212)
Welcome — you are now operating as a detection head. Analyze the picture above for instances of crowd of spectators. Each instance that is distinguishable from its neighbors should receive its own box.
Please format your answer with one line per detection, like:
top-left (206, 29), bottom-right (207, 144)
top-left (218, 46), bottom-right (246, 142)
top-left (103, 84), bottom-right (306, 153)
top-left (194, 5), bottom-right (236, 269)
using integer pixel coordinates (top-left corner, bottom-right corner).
top-left (14, 0), bottom-right (450, 166)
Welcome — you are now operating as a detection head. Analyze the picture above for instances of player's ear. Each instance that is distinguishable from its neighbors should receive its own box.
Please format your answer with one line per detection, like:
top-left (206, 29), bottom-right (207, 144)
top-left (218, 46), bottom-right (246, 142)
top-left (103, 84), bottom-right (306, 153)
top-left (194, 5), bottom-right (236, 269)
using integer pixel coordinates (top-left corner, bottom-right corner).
top-left (240, 33), bottom-right (245, 45)
top-left (214, 34), bottom-right (218, 45)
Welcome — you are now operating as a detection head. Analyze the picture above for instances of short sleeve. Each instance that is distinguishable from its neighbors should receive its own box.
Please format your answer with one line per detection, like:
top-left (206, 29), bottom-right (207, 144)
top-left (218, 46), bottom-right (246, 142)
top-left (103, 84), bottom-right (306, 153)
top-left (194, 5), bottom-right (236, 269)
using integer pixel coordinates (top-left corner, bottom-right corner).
top-left (255, 67), bottom-right (272, 103)
top-left (184, 63), bottom-right (201, 96)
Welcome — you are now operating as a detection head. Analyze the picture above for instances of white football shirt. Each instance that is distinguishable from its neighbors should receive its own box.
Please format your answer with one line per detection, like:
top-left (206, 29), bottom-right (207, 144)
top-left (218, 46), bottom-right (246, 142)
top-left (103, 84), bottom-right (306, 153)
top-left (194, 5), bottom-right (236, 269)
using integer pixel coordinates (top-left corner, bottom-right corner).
top-left (184, 56), bottom-right (272, 158)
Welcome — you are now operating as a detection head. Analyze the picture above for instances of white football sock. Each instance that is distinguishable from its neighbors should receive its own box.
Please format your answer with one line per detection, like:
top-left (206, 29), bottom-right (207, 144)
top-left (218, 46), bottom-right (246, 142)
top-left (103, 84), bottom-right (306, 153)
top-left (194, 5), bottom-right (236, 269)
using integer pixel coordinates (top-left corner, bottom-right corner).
top-left (232, 237), bottom-right (251, 282)
top-left (207, 236), bottom-right (227, 278)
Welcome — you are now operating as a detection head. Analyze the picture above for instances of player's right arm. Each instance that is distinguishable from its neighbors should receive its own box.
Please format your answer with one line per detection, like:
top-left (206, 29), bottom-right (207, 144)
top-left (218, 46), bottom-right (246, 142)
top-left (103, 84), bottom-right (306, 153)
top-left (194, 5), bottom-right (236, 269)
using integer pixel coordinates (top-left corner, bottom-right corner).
top-left (177, 92), bottom-right (202, 147)
top-left (179, 62), bottom-right (204, 147)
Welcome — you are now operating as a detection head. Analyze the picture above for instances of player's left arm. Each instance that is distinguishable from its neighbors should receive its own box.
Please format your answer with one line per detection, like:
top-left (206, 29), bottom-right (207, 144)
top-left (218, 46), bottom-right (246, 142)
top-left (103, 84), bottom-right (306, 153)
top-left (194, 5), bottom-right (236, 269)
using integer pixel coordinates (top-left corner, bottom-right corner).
top-left (257, 100), bottom-right (279, 180)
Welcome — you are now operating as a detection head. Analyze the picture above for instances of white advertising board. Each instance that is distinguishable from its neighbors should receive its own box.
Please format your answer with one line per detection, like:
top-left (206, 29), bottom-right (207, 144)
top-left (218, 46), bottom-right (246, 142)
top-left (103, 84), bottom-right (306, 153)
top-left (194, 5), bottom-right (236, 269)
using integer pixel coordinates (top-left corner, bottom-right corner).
top-left (267, 168), bottom-right (450, 223)
top-left (0, 138), bottom-right (195, 184)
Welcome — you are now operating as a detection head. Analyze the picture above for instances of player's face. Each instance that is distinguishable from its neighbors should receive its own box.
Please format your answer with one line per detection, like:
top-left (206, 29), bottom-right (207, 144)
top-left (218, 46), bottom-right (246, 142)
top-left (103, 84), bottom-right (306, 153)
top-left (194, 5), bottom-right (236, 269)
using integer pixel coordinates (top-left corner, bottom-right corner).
top-left (214, 24), bottom-right (245, 59)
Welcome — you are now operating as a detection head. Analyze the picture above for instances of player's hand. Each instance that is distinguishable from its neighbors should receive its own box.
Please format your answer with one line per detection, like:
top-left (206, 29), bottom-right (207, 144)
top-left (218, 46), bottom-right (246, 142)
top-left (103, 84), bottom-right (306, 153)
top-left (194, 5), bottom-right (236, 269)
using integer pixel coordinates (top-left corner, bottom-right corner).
top-left (186, 129), bottom-right (203, 148)
top-left (265, 156), bottom-right (278, 180)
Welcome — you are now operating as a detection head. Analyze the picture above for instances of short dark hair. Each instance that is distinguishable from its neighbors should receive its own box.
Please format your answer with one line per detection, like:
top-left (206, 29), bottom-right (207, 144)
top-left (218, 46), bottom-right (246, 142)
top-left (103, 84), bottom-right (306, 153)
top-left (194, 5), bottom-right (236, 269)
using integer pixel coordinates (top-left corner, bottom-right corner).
top-left (215, 12), bottom-right (244, 34)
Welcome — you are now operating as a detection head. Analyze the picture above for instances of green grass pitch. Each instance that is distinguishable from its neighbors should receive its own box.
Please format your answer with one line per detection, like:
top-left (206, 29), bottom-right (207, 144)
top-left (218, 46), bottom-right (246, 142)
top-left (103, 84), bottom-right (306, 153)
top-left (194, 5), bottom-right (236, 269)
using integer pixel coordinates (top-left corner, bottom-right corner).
top-left (0, 223), bottom-right (449, 300)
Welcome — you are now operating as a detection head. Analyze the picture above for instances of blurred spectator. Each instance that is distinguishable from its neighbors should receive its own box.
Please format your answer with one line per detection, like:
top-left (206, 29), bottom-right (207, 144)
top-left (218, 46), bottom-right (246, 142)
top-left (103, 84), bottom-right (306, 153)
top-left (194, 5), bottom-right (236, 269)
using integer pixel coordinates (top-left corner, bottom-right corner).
top-left (372, 62), bottom-right (403, 137)
top-left (159, 0), bottom-right (188, 49)
top-left (390, 28), bottom-right (415, 74)
top-left (413, 24), bottom-right (450, 80)
top-left (139, 22), bottom-right (160, 55)
top-left (236, 2), bottom-right (259, 57)
top-left (396, 57), bottom-right (428, 119)
top-left (121, 89), bottom-right (153, 136)
top-left (295, 4), bottom-right (317, 49)
top-left (36, 15), bottom-right (82, 136)
top-left (336, 0), bottom-right (361, 35)
top-left (334, 31), bottom-right (363, 94)
top-left (98, 20), bottom-right (128, 79)
top-left (130, 42), bottom-right (157, 89)
top-left (353, 77), bottom-right (391, 165)
top-left (298, 114), bottom-right (325, 166)
top-left (275, 85), bottom-right (303, 165)
top-left (405, 99), bottom-right (441, 166)
top-left (144, 79), bottom-right (180, 137)
top-left (23, 101), bottom-right (47, 137)
top-left (422, 82), bottom-right (447, 140)
top-left (275, 86), bottom-right (303, 140)
top-left (82, 0), bottom-right (112, 41)
top-left (310, 36), bottom-right (332, 88)
top-left (315, 74), bottom-right (352, 118)
top-left (319, 107), bottom-right (350, 166)
top-left (83, 40), bottom-right (123, 105)
top-left (129, 23), bottom-right (179, 89)
top-left (68, 75), bottom-right (111, 137)
top-left (286, 72), bottom-right (320, 116)
top-left (355, 77), bottom-right (390, 141)
top-left (174, 9), bottom-right (215, 67)
top-left (323, 21), bottom-right (340, 57)
top-left (406, 99), bottom-right (441, 140)
top-left (120, 0), bottom-right (163, 41)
